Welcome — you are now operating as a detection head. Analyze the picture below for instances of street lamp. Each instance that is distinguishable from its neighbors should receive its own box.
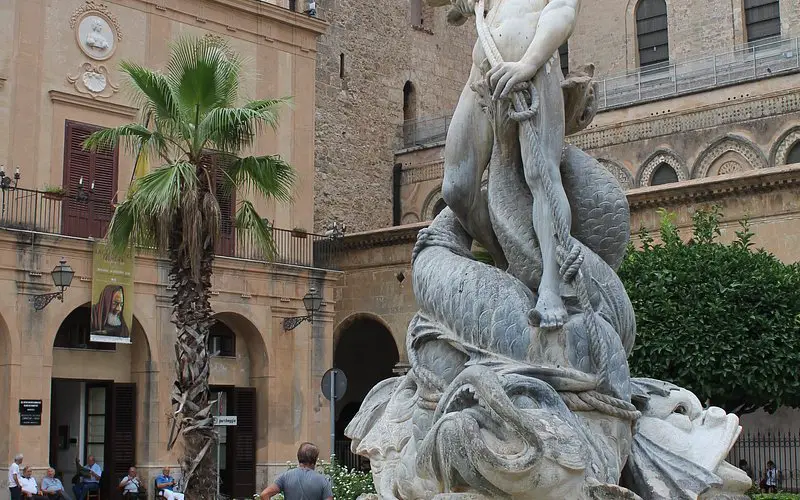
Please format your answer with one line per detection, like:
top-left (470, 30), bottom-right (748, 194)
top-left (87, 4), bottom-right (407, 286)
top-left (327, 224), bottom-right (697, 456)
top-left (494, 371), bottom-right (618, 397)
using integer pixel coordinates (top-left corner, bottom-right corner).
top-left (30, 257), bottom-right (75, 311)
top-left (283, 288), bottom-right (323, 331)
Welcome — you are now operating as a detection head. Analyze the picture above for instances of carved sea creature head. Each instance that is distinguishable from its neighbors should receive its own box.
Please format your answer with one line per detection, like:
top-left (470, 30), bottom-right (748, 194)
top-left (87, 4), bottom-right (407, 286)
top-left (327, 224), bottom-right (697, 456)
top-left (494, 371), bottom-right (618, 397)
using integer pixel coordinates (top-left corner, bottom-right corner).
top-left (417, 365), bottom-right (599, 499)
top-left (623, 378), bottom-right (751, 500)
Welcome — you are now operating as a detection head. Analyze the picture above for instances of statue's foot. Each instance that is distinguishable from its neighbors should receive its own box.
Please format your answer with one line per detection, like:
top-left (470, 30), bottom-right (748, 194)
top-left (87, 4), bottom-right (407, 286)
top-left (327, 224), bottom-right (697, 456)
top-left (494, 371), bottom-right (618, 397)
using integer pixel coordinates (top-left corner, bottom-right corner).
top-left (529, 289), bottom-right (568, 329)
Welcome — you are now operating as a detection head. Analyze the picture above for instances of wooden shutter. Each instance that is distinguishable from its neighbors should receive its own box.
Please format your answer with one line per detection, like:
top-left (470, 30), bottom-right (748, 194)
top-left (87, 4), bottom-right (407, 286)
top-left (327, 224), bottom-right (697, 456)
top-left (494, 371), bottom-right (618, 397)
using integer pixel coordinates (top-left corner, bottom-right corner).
top-left (62, 120), bottom-right (119, 238)
top-left (230, 387), bottom-right (256, 498)
top-left (109, 383), bottom-right (136, 492)
top-left (744, 0), bottom-right (780, 42)
top-left (636, 0), bottom-right (669, 67)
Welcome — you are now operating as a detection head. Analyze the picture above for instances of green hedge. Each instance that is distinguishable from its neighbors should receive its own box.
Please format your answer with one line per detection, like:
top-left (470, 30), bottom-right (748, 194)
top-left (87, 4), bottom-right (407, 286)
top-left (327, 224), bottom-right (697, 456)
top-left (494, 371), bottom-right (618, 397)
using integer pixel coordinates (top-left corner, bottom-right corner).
top-left (270, 458), bottom-right (375, 500)
top-left (751, 494), bottom-right (800, 500)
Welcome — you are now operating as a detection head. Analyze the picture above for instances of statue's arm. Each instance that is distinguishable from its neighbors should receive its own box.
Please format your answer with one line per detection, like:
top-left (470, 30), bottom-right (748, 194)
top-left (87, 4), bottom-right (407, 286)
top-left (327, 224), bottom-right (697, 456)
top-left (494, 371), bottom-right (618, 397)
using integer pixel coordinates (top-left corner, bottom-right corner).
top-left (521, 0), bottom-right (581, 74)
top-left (487, 0), bottom-right (581, 99)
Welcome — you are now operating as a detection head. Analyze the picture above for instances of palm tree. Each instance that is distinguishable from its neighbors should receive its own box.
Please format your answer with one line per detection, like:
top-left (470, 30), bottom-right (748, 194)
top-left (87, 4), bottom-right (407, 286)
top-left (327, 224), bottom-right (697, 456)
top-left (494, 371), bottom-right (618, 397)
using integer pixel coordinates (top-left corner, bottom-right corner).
top-left (84, 36), bottom-right (294, 499)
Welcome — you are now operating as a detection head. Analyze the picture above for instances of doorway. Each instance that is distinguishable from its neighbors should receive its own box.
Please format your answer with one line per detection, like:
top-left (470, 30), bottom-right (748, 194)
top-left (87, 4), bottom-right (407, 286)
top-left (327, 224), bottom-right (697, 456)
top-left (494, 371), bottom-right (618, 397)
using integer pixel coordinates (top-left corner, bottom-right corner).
top-left (49, 379), bottom-right (136, 498)
top-left (210, 385), bottom-right (257, 498)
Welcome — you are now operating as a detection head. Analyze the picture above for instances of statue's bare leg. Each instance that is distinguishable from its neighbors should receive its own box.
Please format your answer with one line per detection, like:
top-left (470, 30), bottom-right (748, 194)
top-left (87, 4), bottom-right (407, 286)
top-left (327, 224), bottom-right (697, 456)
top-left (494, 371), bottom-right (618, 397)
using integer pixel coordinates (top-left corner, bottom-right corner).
top-left (522, 67), bottom-right (570, 329)
top-left (442, 66), bottom-right (506, 266)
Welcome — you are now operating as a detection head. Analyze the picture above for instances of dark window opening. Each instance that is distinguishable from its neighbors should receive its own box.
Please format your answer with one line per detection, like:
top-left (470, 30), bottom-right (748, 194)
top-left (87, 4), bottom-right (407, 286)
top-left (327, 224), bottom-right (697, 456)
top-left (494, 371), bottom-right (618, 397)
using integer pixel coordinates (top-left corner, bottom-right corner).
top-left (54, 306), bottom-right (116, 351)
top-left (209, 321), bottom-right (236, 357)
top-left (651, 163), bottom-right (679, 185)
top-left (744, 0), bottom-right (781, 43)
top-left (787, 142), bottom-right (800, 165)
top-left (339, 53), bottom-right (345, 78)
top-left (559, 42), bottom-right (569, 76)
top-left (403, 81), bottom-right (417, 123)
top-left (636, 0), bottom-right (669, 67)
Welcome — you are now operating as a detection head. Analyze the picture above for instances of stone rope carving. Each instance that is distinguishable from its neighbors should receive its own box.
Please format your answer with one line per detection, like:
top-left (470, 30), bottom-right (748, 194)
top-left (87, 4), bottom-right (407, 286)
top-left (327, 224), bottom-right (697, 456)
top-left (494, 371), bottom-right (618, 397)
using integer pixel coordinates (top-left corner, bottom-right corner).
top-left (346, 0), bottom-right (752, 498)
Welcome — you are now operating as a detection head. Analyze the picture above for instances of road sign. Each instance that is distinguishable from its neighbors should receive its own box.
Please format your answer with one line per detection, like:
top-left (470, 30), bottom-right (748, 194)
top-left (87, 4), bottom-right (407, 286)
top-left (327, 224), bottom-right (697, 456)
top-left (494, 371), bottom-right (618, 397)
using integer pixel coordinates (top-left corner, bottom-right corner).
top-left (213, 415), bottom-right (238, 426)
top-left (321, 368), bottom-right (347, 401)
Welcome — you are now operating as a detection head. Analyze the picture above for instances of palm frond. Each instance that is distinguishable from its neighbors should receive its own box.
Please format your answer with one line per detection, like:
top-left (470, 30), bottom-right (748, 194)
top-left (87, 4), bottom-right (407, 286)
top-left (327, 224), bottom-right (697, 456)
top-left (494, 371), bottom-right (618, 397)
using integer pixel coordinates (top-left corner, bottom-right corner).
top-left (120, 61), bottom-right (179, 124)
top-left (165, 36), bottom-right (242, 125)
top-left (198, 100), bottom-right (288, 152)
top-left (226, 155), bottom-right (295, 203)
top-left (83, 123), bottom-right (153, 154)
top-left (235, 200), bottom-right (277, 260)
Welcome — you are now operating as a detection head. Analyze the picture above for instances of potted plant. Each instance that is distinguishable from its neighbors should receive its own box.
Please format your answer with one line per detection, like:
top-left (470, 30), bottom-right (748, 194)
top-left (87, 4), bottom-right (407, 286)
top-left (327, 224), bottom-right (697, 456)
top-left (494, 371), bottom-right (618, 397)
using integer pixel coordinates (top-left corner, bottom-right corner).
top-left (42, 185), bottom-right (68, 200)
top-left (291, 227), bottom-right (308, 239)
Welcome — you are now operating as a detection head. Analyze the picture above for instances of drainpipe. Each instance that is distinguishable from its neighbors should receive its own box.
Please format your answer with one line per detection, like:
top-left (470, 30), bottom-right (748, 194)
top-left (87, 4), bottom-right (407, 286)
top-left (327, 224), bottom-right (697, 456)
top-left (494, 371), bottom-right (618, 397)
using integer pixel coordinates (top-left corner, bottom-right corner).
top-left (392, 163), bottom-right (402, 226)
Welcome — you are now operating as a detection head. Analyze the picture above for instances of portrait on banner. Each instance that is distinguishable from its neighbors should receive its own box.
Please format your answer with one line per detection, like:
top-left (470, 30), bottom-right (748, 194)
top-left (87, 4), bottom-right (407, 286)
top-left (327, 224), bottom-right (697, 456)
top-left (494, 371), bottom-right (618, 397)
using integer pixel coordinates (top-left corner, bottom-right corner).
top-left (90, 241), bottom-right (134, 344)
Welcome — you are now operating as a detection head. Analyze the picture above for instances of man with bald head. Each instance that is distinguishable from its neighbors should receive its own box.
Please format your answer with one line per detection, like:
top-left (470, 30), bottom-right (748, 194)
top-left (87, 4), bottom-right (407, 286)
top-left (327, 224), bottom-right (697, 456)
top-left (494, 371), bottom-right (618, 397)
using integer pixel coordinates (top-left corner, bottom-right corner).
top-left (255, 442), bottom-right (333, 500)
top-left (40, 468), bottom-right (67, 500)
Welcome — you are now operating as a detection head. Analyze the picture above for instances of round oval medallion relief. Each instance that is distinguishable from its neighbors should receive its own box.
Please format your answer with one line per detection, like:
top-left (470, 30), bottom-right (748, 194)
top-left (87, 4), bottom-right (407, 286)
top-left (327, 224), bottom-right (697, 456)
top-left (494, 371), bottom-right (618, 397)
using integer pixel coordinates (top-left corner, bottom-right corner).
top-left (77, 15), bottom-right (116, 60)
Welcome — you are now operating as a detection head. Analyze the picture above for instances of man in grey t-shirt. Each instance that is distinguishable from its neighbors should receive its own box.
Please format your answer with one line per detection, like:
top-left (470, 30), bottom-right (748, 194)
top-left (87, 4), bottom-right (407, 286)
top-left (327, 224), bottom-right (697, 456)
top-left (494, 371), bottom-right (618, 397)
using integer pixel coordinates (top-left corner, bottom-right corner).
top-left (255, 442), bottom-right (333, 500)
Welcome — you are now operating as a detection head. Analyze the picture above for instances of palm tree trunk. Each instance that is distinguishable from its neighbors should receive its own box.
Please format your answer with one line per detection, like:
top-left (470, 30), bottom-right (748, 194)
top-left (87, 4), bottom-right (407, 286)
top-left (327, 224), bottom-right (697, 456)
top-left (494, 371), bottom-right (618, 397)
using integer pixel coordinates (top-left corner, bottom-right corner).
top-left (169, 215), bottom-right (218, 499)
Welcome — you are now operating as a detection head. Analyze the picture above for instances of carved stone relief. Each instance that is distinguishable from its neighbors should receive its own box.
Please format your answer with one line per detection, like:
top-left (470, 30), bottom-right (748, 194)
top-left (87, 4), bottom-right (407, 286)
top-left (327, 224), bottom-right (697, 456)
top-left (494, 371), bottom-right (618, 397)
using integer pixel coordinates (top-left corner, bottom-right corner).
top-left (638, 151), bottom-right (688, 187)
top-left (70, 1), bottom-right (122, 61)
top-left (772, 127), bottom-right (800, 166)
top-left (597, 158), bottom-right (634, 190)
top-left (67, 63), bottom-right (119, 99)
top-left (692, 136), bottom-right (767, 178)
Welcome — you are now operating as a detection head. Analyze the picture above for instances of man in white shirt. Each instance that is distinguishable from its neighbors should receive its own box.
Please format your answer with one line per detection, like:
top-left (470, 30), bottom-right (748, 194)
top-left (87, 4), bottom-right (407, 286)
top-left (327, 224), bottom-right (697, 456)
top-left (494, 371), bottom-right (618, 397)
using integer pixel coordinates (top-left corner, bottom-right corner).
top-left (8, 453), bottom-right (23, 500)
top-left (19, 466), bottom-right (45, 499)
top-left (119, 467), bottom-right (145, 499)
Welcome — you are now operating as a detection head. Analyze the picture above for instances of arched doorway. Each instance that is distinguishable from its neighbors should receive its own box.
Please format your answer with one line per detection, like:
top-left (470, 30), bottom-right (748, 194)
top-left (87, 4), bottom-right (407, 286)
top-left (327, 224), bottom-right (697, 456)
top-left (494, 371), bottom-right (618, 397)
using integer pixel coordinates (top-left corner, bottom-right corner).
top-left (0, 310), bottom-right (12, 472)
top-left (333, 314), bottom-right (399, 468)
top-left (48, 303), bottom-right (151, 498)
top-left (207, 312), bottom-right (268, 499)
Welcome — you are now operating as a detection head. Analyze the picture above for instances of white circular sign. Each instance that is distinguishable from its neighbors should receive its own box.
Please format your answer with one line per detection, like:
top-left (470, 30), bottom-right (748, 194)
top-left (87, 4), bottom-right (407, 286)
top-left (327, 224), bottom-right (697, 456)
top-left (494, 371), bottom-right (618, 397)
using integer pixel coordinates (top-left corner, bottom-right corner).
top-left (77, 15), bottom-right (116, 61)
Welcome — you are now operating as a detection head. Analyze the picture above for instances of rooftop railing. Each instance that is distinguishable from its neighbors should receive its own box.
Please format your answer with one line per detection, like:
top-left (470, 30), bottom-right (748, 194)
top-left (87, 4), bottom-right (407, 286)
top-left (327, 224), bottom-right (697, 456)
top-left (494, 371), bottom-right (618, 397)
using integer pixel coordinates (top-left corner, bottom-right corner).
top-left (402, 36), bottom-right (800, 148)
top-left (0, 187), bottom-right (342, 271)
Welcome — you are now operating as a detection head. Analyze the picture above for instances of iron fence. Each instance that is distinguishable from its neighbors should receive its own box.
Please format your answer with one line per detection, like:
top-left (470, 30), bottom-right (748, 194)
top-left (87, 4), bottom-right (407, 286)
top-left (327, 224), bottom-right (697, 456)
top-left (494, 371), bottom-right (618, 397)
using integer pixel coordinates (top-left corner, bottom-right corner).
top-left (402, 36), bottom-right (800, 148)
top-left (0, 187), bottom-right (342, 270)
top-left (727, 430), bottom-right (800, 492)
top-left (334, 440), bottom-right (369, 472)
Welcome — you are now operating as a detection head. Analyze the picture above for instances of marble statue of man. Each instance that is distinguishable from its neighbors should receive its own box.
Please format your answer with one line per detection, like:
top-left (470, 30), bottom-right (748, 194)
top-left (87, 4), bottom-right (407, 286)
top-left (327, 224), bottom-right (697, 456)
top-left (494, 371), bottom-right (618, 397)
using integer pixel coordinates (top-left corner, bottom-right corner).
top-left (440, 0), bottom-right (581, 328)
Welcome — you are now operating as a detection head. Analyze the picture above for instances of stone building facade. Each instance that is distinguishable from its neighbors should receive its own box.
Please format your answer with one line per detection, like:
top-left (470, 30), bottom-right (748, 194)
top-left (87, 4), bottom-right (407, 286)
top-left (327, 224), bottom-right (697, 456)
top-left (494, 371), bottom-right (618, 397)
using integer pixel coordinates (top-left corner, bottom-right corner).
top-left (0, 0), bottom-right (338, 498)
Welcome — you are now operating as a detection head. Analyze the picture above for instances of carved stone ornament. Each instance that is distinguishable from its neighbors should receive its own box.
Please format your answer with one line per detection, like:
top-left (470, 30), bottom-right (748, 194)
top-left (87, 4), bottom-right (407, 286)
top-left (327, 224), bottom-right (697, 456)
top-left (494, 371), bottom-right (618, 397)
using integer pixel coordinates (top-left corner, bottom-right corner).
top-left (71, 1), bottom-right (122, 61)
top-left (346, 0), bottom-right (752, 498)
top-left (598, 158), bottom-right (635, 190)
top-left (773, 128), bottom-right (800, 166)
top-left (639, 151), bottom-right (688, 187)
top-left (693, 136), bottom-right (767, 178)
top-left (67, 63), bottom-right (119, 99)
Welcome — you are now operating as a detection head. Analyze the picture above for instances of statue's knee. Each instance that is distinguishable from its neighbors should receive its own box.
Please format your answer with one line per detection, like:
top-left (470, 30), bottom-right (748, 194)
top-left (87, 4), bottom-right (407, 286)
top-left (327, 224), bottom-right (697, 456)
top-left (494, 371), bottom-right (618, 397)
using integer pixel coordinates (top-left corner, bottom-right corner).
top-left (441, 179), bottom-right (471, 214)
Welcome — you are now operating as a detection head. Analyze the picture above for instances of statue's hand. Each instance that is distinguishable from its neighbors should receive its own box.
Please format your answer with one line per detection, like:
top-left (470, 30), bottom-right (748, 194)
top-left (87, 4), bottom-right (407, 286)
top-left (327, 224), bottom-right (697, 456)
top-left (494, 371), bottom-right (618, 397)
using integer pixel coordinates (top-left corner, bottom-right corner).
top-left (487, 61), bottom-right (538, 100)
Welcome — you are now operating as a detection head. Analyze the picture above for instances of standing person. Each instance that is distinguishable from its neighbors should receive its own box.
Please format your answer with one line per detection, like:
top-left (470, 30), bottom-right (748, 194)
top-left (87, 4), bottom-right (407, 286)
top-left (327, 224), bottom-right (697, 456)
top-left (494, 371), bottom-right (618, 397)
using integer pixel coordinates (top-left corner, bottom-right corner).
top-left (72, 456), bottom-right (102, 500)
top-left (763, 460), bottom-right (779, 493)
top-left (8, 453), bottom-right (23, 500)
top-left (40, 468), bottom-right (67, 500)
top-left (254, 443), bottom-right (333, 500)
top-left (155, 467), bottom-right (184, 500)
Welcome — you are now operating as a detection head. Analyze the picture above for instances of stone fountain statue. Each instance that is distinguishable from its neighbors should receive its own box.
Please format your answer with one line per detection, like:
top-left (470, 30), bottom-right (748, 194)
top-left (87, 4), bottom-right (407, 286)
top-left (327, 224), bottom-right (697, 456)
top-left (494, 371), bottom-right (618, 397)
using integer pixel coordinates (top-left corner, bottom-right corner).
top-left (345, 0), bottom-right (752, 498)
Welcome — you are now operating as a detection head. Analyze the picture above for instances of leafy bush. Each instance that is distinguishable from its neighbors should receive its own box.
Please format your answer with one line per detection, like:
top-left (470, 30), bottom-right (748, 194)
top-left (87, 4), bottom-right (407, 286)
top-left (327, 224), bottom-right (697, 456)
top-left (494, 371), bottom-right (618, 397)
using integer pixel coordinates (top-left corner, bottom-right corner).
top-left (751, 494), bottom-right (800, 500)
top-left (618, 206), bottom-right (800, 413)
top-left (271, 457), bottom-right (375, 500)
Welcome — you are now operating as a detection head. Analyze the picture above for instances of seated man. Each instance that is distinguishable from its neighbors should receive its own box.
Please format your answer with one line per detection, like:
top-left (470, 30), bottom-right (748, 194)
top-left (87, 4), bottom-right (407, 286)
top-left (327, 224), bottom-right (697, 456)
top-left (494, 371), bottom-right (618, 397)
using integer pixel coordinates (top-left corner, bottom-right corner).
top-left (72, 456), bottom-right (101, 500)
top-left (19, 466), bottom-right (46, 500)
top-left (119, 467), bottom-right (146, 499)
top-left (155, 467), bottom-right (184, 500)
top-left (40, 469), bottom-right (67, 500)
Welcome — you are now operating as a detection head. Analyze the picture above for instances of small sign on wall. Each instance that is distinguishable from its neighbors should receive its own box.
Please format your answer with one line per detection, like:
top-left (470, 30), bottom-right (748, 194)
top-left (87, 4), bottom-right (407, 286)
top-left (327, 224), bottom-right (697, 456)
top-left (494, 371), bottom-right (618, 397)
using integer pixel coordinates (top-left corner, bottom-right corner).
top-left (19, 399), bottom-right (42, 426)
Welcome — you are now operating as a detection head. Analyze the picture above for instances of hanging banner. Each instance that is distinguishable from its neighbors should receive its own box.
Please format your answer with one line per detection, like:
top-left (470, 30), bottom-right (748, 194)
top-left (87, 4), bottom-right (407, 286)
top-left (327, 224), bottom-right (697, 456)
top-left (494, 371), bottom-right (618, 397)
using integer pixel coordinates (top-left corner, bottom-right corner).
top-left (90, 241), bottom-right (134, 344)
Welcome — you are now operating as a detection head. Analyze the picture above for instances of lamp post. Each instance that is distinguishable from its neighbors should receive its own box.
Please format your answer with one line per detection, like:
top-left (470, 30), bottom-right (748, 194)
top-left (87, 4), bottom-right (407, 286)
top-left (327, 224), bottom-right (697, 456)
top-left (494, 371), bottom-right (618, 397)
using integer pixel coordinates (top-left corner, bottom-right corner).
top-left (30, 258), bottom-right (75, 311)
top-left (0, 166), bottom-right (20, 219)
top-left (282, 288), bottom-right (323, 331)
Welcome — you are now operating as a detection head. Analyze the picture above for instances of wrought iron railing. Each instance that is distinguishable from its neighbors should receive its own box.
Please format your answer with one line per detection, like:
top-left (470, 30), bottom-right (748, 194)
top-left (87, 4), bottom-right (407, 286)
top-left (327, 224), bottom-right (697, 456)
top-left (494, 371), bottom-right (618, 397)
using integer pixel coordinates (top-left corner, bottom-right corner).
top-left (402, 36), bottom-right (800, 148)
top-left (0, 187), bottom-right (342, 271)
top-left (727, 430), bottom-right (800, 492)
top-left (333, 439), bottom-right (369, 472)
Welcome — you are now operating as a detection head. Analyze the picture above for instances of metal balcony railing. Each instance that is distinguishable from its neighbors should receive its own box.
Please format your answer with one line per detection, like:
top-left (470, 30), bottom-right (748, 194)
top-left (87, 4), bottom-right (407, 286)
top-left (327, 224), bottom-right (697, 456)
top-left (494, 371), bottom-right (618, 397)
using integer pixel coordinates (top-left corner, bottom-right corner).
top-left (0, 187), bottom-right (342, 271)
top-left (402, 36), bottom-right (800, 148)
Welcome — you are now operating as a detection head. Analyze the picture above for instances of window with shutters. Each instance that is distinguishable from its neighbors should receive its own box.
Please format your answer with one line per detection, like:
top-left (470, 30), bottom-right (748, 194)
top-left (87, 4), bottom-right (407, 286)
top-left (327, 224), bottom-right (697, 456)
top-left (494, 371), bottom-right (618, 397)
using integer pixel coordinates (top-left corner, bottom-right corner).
top-left (635, 0), bottom-right (669, 68)
top-left (651, 163), bottom-right (679, 185)
top-left (744, 0), bottom-right (781, 43)
top-left (109, 383), bottom-right (136, 496)
top-left (201, 151), bottom-right (237, 257)
top-left (787, 142), bottom-right (800, 165)
top-left (62, 120), bottom-right (119, 239)
top-left (559, 42), bottom-right (569, 76)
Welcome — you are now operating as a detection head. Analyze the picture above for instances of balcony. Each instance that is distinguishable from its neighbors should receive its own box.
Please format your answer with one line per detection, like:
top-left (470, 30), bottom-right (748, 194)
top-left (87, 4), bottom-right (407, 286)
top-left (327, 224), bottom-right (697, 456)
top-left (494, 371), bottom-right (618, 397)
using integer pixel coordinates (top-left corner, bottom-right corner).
top-left (0, 187), bottom-right (342, 271)
top-left (401, 36), bottom-right (800, 149)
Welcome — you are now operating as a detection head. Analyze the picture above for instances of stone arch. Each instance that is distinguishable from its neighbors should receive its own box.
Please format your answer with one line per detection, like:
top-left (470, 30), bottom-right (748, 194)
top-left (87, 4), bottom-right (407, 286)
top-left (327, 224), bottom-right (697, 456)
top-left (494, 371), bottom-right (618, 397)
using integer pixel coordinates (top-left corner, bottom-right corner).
top-left (770, 126), bottom-right (800, 166)
top-left (0, 309), bottom-right (12, 469)
top-left (597, 158), bottom-right (635, 190)
top-left (625, 0), bottom-right (672, 70)
top-left (692, 135), bottom-right (767, 178)
top-left (333, 313), bottom-right (399, 440)
top-left (210, 311), bottom-right (270, 386)
top-left (637, 149), bottom-right (688, 187)
top-left (421, 186), bottom-right (445, 221)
